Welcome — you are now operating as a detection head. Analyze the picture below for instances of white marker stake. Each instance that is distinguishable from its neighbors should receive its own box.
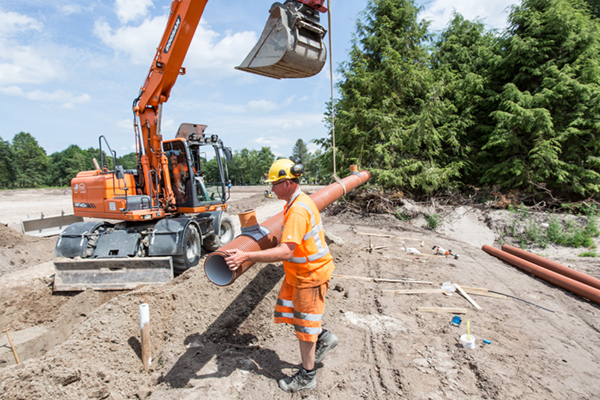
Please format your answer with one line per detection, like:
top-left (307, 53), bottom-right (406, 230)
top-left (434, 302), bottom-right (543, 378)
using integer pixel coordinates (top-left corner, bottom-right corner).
top-left (139, 304), bottom-right (151, 373)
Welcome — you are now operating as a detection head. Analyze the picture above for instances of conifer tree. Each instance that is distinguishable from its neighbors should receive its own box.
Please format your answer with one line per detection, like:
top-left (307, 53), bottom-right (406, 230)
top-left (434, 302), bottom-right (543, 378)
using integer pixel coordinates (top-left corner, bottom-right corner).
top-left (483, 0), bottom-right (600, 198)
top-left (332, 0), bottom-right (464, 193)
top-left (432, 13), bottom-right (500, 184)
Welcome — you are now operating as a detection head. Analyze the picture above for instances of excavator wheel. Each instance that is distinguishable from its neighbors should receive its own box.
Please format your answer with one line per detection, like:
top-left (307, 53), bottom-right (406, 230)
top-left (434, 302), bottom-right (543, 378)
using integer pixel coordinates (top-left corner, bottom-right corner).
top-left (203, 214), bottom-right (235, 252)
top-left (173, 224), bottom-right (201, 274)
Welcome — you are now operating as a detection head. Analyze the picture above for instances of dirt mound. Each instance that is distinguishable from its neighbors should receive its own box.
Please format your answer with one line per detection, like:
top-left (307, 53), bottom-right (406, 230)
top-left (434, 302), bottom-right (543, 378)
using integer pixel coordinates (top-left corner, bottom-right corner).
top-left (0, 225), bottom-right (56, 277)
top-left (0, 223), bottom-right (40, 247)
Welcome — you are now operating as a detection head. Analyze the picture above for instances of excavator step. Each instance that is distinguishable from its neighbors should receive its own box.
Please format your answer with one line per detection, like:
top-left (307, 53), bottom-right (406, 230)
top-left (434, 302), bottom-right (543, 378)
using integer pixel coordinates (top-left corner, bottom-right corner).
top-left (53, 257), bottom-right (174, 292)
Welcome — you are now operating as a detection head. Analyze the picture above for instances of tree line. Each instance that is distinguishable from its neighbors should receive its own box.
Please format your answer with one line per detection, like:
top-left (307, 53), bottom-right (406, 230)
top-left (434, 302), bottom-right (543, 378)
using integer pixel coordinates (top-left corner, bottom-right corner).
top-left (0, 132), bottom-right (323, 189)
top-left (317, 0), bottom-right (600, 202)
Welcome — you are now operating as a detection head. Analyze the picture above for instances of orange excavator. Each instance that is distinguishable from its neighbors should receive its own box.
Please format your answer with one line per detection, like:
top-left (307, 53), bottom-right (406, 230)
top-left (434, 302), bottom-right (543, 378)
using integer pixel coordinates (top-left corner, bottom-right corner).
top-left (53, 0), bottom-right (328, 291)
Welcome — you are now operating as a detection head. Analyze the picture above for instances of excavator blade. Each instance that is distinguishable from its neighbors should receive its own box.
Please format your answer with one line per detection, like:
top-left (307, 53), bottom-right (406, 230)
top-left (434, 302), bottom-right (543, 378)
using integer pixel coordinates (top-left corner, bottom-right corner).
top-left (236, 2), bottom-right (327, 79)
top-left (53, 257), bottom-right (174, 292)
top-left (22, 213), bottom-right (84, 237)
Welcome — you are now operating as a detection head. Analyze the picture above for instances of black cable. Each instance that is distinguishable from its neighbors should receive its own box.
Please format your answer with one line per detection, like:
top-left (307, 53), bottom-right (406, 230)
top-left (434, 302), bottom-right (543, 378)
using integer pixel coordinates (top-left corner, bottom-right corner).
top-left (490, 290), bottom-right (555, 313)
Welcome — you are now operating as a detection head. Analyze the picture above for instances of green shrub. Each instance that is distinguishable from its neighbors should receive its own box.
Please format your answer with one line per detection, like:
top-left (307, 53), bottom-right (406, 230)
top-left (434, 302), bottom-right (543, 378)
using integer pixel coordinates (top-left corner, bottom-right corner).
top-left (426, 214), bottom-right (440, 229)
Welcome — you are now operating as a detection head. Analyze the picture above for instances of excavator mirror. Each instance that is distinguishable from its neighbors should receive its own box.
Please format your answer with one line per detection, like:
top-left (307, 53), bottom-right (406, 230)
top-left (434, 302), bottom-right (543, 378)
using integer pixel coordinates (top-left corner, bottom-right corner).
top-left (236, 1), bottom-right (327, 79)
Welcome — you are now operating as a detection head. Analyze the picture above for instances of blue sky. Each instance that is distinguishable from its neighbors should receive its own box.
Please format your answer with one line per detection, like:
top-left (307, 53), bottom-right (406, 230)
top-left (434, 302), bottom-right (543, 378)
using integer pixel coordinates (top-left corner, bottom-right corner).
top-left (0, 0), bottom-right (518, 159)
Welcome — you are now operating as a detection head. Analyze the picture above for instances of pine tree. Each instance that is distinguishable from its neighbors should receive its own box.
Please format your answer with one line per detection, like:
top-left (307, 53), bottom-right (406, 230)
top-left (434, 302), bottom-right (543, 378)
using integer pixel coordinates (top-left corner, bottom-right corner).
top-left (432, 13), bottom-right (500, 184)
top-left (331, 0), bottom-right (464, 193)
top-left (482, 0), bottom-right (600, 198)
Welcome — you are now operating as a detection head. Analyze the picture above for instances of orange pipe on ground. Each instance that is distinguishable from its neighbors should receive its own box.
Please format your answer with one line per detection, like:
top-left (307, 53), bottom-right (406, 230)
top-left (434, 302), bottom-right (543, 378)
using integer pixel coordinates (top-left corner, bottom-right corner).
top-left (204, 169), bottom-right (371, 286)
top-left (482, 245), bottom-right (600, 305)
top-left (502, 244), bottom-right (600, 291)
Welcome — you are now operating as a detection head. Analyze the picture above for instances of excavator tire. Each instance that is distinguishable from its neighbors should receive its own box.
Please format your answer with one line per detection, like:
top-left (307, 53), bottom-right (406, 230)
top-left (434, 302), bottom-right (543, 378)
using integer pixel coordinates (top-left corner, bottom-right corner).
top-left (203, 214), bottom-right (235, 252)
top-left (173, 224), bottom-right (201, 274)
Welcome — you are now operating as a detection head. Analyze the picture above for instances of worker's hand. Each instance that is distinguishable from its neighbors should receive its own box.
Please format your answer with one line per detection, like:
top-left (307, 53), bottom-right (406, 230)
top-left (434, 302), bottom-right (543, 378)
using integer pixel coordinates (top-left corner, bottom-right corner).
top-left (225, 249), bottom-right (248, 270)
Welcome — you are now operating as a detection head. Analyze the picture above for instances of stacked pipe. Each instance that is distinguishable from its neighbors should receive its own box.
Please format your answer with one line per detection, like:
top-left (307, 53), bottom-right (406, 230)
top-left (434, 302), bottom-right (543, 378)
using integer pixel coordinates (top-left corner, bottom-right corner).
top-left (482, 244), bottom-right (600, 305)
top-left (204, 168), bottom-right (371, 286)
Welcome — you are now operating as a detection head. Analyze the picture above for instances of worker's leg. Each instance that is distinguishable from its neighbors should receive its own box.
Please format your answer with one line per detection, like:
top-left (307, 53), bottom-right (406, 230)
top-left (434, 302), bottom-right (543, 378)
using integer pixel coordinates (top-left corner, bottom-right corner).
top-left (299, 339), bottom-right (316, 371)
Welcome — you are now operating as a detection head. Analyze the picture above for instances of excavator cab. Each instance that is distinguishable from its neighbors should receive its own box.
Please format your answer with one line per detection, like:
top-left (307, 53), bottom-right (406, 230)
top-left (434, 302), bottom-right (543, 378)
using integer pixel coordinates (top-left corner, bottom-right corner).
top-left (236, 0), bottom-right (327, 79)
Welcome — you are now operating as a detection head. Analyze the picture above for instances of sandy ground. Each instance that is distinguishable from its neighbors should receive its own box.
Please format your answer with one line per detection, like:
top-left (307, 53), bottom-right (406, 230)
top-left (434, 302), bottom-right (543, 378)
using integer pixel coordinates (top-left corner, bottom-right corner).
top-left (0, 186), bottom-right (599, 399)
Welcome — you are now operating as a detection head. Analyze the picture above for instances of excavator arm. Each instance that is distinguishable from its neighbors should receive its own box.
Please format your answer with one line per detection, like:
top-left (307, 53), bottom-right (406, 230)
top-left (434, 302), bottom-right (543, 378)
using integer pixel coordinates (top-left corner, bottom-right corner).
top-left (133, 0), bottom-right (328, 211)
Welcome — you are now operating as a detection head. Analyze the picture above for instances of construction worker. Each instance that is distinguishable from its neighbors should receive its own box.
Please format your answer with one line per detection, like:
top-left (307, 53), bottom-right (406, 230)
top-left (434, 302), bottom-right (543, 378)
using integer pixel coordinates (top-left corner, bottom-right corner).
top-left (225, 158), bottom-right (338, 393)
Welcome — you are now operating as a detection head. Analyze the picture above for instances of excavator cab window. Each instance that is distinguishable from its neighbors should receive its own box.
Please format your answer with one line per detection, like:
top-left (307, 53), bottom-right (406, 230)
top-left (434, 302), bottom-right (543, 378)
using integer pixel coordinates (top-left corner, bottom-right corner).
top-left (166, 147), bottom-right (191, 206)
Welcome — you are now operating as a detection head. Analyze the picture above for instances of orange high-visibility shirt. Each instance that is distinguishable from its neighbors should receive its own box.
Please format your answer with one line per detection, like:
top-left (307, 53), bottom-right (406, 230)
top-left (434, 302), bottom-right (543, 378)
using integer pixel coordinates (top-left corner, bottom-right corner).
top-left (281, 190), bottom-right (334, 287)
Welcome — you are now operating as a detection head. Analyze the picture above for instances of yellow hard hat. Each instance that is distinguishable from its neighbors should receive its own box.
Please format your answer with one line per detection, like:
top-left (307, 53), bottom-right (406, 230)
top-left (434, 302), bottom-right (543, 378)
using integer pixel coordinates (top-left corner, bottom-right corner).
top-left (265, 158), bottom-right (304, 183)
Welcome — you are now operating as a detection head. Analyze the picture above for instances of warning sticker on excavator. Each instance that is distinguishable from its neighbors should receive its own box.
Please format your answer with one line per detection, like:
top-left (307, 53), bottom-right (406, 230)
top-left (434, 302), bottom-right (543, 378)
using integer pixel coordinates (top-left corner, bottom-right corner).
top-left (109, 202), bottom-right (116, 211)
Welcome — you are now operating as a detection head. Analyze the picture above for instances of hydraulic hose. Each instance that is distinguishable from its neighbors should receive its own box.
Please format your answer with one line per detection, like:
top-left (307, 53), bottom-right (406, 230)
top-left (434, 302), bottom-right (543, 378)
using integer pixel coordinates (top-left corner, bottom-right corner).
top-left (204, 169), bottom-right (371, 286)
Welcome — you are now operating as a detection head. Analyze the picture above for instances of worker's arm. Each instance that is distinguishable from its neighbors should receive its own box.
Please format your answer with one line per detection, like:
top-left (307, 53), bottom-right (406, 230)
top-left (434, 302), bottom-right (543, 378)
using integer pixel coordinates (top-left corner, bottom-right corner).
top-left (225, 242), bottom-right (297, 270)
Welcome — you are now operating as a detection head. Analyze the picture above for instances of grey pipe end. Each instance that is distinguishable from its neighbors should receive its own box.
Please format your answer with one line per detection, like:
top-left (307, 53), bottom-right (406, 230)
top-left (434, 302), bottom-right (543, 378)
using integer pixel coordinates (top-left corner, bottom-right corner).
top-left (205, 254), bottom-right (234, 286)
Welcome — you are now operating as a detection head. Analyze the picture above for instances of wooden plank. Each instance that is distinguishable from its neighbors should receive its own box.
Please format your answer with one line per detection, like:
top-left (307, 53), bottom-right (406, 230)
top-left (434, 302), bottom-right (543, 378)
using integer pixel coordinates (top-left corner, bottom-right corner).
top-left (461, 286), bottom-right (490, 292)
top-left (373, 278), bottom-right (433, 284)
top-left (383, 289), bottom-right (445, 295)
top-left (454, 283), bottom-right (482, 310)
top-left (332, 275), bottom-right (433, 284)
top-left (417, 307), bottom-right (468, 314)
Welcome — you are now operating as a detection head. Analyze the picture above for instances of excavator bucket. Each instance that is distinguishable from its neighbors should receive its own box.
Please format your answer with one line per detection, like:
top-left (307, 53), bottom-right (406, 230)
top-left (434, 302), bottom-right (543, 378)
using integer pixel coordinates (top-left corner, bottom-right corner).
top-left (22, 213), bottom-right (84, 237)
top-left (53, 257), bottom-right (174, 292)
top-left (236, 1), bottom-right (327, 79)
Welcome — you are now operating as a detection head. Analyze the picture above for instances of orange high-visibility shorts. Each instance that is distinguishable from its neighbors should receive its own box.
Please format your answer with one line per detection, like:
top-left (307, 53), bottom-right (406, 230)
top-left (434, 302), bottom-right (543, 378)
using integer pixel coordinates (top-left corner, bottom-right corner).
top-left (273, 279), bottom-right (329, 342)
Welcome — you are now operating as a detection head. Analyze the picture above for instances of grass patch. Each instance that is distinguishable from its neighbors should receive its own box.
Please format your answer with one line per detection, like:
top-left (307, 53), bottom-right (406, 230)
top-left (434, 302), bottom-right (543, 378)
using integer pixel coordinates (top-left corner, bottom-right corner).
top-left (426, 214), bottom-right (440, 229)
top-left (514, 215), bottom-right (599, 249)
top-left (394, 208), bottom-right (411, 222)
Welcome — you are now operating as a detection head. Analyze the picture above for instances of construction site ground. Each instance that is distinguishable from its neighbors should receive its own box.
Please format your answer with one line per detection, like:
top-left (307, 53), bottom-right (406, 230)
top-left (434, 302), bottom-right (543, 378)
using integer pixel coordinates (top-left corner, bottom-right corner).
top-left (0, 186), bottom-right (599, 399)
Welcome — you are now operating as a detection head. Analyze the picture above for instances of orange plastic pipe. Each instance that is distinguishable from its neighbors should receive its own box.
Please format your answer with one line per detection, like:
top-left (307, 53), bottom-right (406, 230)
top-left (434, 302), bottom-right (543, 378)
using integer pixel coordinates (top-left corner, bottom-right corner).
top-left (204, 169), bottom-right (371, 286)
top-left (502, 244), bottom-right (600, 291)
top-left (482, 245), bottom-right (600, 305)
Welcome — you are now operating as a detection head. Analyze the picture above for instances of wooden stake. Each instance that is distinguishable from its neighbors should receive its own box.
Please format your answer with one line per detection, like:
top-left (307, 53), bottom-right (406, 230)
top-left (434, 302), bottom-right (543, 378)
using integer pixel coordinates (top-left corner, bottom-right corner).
top-left (2, 328), bottom-right (20, 364)
top-left (454, 284), bottom-right (482, 310)
top-left (417, 307), bottom-right (468, 314)
top-left (139, 304), bottom-right (151, 373)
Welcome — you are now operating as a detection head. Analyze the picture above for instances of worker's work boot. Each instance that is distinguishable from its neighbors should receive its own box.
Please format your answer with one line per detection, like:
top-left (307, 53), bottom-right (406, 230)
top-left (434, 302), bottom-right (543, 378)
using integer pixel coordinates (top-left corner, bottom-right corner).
top-left (278, 367), bottom-right (316, 392)
top-left (315, 330), bottom-right (339, 363)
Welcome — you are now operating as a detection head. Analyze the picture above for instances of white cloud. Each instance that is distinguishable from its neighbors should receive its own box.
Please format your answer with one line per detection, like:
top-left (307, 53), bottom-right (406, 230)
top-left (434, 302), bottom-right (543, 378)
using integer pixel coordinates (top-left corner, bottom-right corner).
top-left (59, 4), bottom-right (84, 16)
top-left (185, 23), bottom-right (258, 77)
top-left (0, 86), bottom-right (90, 108)
top-left (0, 46), bottom-right (62, 85)
top-left (93, 15), bottom-right (167, 63)
top-left (115, 0), bottom-right (154, 24)
top-left (0, 10), bottom-right (42, 37)
top-left (247, 99), bottom-right (277, 112)
top-left (420, 0), bottom-right (516, 31)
